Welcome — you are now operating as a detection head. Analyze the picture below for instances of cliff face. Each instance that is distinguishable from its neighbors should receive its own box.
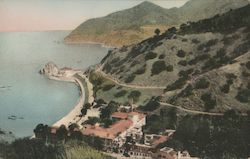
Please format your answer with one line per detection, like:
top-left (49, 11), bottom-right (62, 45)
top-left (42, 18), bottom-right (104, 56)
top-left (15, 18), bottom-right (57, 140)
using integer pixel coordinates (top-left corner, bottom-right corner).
top-left (40, 62), bottom-right (59, 77)
top-left (65, 0), bottom-right (249, 47)
top-left (0, 128), bottom-right (15, 143)
top-left (99, 4), bottom-right (250, 113)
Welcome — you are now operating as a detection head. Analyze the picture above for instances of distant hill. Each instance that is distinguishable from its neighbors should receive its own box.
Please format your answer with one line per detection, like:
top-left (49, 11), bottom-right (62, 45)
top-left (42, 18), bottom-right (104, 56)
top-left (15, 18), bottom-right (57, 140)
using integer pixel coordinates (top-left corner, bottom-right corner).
top-left (93, 4), bottom-right (250, 113)
top-left (65, 0), bottom-right (249, 47)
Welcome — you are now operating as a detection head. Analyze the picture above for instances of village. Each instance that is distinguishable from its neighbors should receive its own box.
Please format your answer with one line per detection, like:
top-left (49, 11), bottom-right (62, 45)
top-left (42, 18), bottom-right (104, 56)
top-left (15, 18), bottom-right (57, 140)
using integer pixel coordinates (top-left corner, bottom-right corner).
top-left (35, 103), bottom-right (199, 159)
top-left (35, 63), bottom-right (200, 159)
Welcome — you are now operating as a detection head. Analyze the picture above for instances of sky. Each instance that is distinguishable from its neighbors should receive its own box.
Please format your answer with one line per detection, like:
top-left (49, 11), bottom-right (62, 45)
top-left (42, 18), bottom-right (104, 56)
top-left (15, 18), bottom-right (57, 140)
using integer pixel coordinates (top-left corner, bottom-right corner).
top-left (0, 0), bottom-right (189, 32)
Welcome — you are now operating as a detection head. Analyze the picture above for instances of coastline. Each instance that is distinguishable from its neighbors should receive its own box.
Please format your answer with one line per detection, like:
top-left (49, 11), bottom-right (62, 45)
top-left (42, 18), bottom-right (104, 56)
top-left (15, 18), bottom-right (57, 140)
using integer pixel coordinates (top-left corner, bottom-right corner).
top-left (64, 40), bottom-right (117, 49)
top-left (51, 74), bottom-right (85, 127)
top-left (42, 66), bottom-right (98, 128)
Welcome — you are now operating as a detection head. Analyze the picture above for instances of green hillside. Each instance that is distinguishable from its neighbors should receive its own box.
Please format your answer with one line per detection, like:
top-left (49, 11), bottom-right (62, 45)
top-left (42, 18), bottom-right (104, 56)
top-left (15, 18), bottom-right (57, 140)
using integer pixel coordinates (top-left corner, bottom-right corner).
top-left (94, 4), bottom-right (250, 113)
top-left (65, 0), bottom-right (249, 46)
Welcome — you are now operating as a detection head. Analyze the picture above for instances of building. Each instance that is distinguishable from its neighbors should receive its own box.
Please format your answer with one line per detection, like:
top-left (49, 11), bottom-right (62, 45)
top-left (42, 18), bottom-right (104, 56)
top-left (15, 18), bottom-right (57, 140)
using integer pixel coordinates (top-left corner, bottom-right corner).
top-left (152, 147), bottom-right (177, 159)
top-left (81, 111), bottom-right (146, 151)
top-left (152, 147), bottom-right (200, 159)
top-left (144, 134), bottom-right (168, 148)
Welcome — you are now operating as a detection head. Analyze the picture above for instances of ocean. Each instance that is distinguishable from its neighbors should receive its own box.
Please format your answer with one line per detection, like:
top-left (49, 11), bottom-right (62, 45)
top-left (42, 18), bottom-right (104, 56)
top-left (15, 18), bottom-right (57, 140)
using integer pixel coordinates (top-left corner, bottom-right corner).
top-left (0, 31), bottom-right (107, 137)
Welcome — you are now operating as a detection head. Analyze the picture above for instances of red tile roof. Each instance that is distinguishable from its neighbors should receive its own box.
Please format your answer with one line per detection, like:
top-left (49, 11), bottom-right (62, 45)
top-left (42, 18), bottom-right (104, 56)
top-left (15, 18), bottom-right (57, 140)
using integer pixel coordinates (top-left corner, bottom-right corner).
top-left (81, 120), bottom-right (133, 140)
top-left (82, 111), bottom-right (145, 140)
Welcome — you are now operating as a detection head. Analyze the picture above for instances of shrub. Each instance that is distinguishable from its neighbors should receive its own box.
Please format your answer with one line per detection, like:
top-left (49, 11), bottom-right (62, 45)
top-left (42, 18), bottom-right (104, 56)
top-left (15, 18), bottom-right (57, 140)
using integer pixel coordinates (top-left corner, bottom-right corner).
top-left (233, 40), bottom-right (250, 56)
top-left (188, 54), bottom-right (211, 65)
top-left (242, 71), bottom-right (250, 77)
top-left (130, 60), bottom-right (140, 67)
top-left (175, 84), bottom-right (194, 99)
top-left (182, 38), bottom-right (188, 42)
top-left (110, 57), bottom-right (120, 64)
top-left (220, 84), bottom-right (230, 93)
top-left (159, 54), bottom-right (165, 59)
top-left (195, 78), bottom-right (210, 89)
top-left (178, 69), bottom-right (194, 78)
top-left (103, 63), bottom-right (111, 73)
top-left (178, 60), bottom-right (187, 66)
top-left (84, 117), bottom-right (100, 125)
top-left (167, 27), bottom-right (177, 34)
top-left (151, 60), bottom-right (167, 76)
top-left (166, 65), bottom-right (174, 72)
top-left (128, 90), bottom-right (142, 102)
top-left (177, 50), bottom-right (186, 58)
top-left (96, 99), bottom-right (106, 105)
top-left (114, 90), bottom-right (127, 98)
top-left (197, 39), bottom-right (218, 51)
top-left (215, 48), bottom-right (226, 58)
top-left (220, 75), bottom-right (236, 93)
top-left (235, 89), bottom-right (250, 103)
top-left (139, 97), bottom-right (160, 111)
top-left (201, 93), bottom-right (217, 111)
top-left (145, 52), bottom-right (157, 60)
top-left (100, 101), bottom-right (118, 119)
top-left (134, 67), bottom-right (146, 75)
top-left (165, 76), bottom-right (189, 91)
top-left (124, 74), bottom-right (135, 83)
top-left (248, 82), bottom-right (250, 90)
top-left (192, 39), bottom-right (200, 44)
top-left (246, 61), bottom-right (250, 69)
top-left (102, 84), bottom-right (115, 91)
top-left (154, 28), bottom-right (161, 36)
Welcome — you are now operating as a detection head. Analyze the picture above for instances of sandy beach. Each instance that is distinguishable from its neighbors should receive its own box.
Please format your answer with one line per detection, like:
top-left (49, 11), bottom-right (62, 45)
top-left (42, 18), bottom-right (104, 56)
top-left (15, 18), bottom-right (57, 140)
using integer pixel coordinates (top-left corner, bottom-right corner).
top-left (42, 66), bottom-right (99, 128)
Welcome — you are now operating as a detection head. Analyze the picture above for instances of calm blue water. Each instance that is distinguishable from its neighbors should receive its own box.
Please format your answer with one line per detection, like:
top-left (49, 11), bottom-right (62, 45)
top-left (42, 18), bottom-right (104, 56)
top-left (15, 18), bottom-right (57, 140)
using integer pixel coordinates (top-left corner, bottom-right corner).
top-left (0, 31), bottom-right (107, 137)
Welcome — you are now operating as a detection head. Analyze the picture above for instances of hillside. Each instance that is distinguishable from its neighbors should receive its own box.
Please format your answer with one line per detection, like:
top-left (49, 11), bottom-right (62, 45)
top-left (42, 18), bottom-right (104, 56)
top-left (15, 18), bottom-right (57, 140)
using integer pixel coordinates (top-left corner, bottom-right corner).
top-left (0, 139), bottom-right (113, 159)
top-left (92, 4), bottom-right (250, 113)
top-left (65, 0), bottom-right (249, 47)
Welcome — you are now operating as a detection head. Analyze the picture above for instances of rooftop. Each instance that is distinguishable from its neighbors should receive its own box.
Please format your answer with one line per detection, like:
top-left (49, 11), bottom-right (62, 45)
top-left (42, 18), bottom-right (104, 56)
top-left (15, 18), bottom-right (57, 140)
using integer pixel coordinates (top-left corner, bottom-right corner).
top-left (82, 111), bottom-right (145, 140)
top-left (82, 120), bottom-right (133, 139)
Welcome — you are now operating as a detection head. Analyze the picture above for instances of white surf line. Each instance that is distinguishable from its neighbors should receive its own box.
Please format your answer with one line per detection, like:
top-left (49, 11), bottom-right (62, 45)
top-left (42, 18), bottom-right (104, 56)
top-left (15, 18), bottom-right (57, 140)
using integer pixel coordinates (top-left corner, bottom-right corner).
top-left (50, 73), bottom-right (85, 127)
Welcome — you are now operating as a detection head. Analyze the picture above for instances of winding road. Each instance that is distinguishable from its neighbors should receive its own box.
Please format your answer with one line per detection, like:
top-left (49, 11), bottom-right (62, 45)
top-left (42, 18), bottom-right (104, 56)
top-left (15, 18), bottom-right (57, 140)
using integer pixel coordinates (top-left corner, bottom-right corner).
top-left (95, 66), bottom-right (248, 116)
top-left (95, 66), bottom-right (166, 90)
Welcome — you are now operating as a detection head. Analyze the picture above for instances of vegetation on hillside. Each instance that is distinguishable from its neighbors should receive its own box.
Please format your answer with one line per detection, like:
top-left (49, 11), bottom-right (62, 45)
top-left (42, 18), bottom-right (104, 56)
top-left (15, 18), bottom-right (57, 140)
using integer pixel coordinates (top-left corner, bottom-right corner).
top-left (164, 110), bottom-right (250, 159)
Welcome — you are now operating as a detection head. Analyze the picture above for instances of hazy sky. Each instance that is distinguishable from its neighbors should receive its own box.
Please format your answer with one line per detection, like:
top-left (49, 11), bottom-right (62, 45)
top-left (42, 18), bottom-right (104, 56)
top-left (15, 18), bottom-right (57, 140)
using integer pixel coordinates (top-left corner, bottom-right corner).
top-left (0, 0), bottom-right (188, 32)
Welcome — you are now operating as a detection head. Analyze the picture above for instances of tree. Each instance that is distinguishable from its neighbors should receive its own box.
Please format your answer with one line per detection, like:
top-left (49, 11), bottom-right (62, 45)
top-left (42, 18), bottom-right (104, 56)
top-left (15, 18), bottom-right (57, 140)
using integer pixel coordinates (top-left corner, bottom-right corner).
top-left (56, 125), bottom-right (68, 142)
top-left (201, 93), bottom-right (217, 111)
top-left (154, 28), bottom-right (161, 36)
top-left (33, 124), bottom-right (50, 142)
top-left (81, 107), bottom-right (88, 116)
top-left (68, 123), bottom-right (79, 132)
top-left (100, 101), bottom-right (118, 119)
top-left (83, 103), bottom-right (92, 109)
top-left (140, 97), bottom-right (160, 111)
top-left (128, 90), bottom-right (141, 103)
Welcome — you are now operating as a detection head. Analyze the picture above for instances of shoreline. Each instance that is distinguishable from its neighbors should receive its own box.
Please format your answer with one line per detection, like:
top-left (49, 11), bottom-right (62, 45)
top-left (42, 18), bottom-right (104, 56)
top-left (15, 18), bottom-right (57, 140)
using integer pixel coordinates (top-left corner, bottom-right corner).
top-left (51, 74), bottom-right (85, 127)
top-left (42, 66), bottom-right (97, 128)
top-left (64, 39), bottom-right (117, 49)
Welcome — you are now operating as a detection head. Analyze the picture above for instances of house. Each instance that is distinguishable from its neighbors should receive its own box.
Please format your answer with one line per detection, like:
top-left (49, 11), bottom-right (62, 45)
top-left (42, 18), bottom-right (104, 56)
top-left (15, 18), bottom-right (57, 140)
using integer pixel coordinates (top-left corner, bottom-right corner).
top-left (81, 111), bottom-right (146, 151)
top-left (152, 147), bottom-right (177, 159)
top-left (152, 147), bottom-right (200, 159)
top-left (144, 134), bottom-right (168, 148)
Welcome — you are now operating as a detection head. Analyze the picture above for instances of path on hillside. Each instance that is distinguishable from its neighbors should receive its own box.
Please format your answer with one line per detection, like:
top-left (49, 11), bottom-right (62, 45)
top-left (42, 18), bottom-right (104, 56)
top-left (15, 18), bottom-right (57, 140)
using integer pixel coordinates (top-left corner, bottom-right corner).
top-left (95, 66), bottom-right (248, 116)
top-left (95, 66), bottom-right (166, 90)
top-left (159, 102), bottom-right (224, 116)
top-left (95, 66), bottom-right (224, 116)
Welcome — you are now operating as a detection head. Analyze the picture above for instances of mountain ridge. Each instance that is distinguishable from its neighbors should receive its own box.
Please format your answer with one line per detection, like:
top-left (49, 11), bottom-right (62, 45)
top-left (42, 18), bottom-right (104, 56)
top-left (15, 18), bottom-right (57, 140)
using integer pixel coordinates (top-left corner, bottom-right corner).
top-left (65, 0), bottom-right (249, 46)
top-left (90, 4), bottom-right (250, 113)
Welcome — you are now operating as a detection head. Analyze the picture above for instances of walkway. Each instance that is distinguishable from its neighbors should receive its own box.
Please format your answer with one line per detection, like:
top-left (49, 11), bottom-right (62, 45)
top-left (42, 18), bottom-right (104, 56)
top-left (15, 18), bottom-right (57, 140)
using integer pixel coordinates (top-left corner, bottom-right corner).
top-left (95, 66), bottom-right (166, 90)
